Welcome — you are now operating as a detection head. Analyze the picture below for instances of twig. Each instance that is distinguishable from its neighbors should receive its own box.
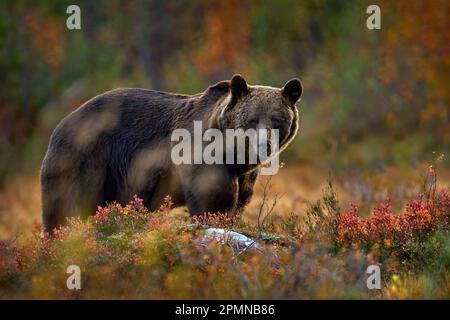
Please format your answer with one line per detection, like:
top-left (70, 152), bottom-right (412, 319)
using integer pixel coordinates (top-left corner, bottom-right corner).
top-left (256, 176), bottom-right (284, 237)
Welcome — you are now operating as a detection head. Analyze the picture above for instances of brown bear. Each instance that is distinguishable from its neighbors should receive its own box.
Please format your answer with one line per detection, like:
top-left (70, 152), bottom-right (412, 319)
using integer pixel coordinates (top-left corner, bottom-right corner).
top-left (40, 74), bottom-right (302, 232)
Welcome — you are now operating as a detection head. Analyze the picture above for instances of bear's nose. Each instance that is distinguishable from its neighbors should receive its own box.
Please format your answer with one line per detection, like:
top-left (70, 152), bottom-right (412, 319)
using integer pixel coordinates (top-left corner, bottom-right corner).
top-left (257, 139), bottom-right (272, 162)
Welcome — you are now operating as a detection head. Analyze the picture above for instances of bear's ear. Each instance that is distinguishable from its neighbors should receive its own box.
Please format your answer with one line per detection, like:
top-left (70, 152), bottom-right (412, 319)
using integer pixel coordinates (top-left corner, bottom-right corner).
top-left (230, 74), bottom-right (249, 101)
top-left (282, 78), bottom-right (303, 104)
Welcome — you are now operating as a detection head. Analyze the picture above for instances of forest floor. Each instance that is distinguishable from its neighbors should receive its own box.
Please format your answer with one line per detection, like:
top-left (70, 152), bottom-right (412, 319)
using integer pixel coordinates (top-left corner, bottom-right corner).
top-left (0, 162), bottom-right (450, 299)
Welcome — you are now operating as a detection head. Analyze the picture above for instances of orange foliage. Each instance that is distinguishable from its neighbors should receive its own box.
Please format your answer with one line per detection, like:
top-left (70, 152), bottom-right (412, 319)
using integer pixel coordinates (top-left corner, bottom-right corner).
top-left (379, 1), bottom-right (450, 132)
top-left (23, 12), bottom-right (65, 72)
top-left (193, 0), bottom-right (251, 80)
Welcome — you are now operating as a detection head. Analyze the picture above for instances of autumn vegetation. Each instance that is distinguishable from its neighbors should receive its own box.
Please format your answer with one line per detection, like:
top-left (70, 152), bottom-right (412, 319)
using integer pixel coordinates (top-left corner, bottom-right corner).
top-left (1, 168), bottom-right (449, 298)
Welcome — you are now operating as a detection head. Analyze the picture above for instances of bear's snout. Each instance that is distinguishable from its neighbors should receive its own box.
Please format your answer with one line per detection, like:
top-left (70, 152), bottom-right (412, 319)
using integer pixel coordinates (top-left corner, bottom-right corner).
top-left (257, 139), bottom-right (272, 161)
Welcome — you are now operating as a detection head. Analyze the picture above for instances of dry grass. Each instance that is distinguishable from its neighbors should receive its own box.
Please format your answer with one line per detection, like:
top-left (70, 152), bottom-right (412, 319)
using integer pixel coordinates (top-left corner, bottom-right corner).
top-left (0, 164), bottom-right (342, 240)
top-left (1, 163), bottom-right (449, 240)
top-left (1, 179), bottom-right (449, 299)
top-left (0, 173), bottom-right (41, 240)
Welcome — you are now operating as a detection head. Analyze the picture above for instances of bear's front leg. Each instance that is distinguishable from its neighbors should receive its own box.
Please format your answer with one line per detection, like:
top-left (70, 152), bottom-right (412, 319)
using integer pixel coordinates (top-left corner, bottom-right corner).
top-left (236, 170), bottom-right (259, 214)
top-left (181, 164), bottom-right (239, 216)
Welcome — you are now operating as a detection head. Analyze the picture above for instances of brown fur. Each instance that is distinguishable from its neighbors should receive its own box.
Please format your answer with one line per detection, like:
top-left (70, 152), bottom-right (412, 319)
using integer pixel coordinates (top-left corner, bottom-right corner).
top-left (40, 75), bottom-right (302, 232)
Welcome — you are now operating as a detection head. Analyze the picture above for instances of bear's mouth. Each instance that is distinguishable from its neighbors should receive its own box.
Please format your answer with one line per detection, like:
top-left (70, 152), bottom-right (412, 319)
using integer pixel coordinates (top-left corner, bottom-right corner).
top-left (245, 134), bottom-right (278, 165)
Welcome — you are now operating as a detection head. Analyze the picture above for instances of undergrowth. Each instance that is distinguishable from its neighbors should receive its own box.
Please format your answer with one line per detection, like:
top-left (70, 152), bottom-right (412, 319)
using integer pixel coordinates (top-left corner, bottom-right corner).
top-left (0, 182), bottom-right (449, 299)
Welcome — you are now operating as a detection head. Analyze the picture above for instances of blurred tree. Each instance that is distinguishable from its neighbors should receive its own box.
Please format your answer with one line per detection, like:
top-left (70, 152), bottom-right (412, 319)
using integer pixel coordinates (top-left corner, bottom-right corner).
top-left (0, 0), bottom-right (448, 182)
top-left (379, 1), bottom-right (450, 139)
top-left (193, 0), bottom-right (251, 83)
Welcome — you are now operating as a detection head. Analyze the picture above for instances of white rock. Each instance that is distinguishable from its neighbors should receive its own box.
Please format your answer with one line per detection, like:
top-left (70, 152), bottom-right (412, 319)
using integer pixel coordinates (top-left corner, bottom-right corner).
top-left (185, 224), bottom-right (261, 254)
top-left (206, 228), bottom-right (259, 246)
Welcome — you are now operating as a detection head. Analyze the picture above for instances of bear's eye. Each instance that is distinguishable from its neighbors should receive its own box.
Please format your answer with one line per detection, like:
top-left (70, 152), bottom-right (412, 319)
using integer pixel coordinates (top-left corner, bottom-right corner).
top-left (248, 119), bottom-right (258, 127)
top-left (271, 118), bottom-right (281, 128)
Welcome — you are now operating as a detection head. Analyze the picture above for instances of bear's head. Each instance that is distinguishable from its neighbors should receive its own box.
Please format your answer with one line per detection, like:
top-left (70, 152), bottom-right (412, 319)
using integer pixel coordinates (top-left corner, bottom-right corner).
top-left (215, 74), bottom-right (302, 167)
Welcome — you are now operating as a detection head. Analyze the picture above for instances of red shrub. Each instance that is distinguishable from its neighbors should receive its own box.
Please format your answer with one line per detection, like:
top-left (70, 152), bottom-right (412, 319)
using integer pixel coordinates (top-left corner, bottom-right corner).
top-left (191, 212), bottom-right (239, 229)
top-left (336, 190), bottom-right (450, 249)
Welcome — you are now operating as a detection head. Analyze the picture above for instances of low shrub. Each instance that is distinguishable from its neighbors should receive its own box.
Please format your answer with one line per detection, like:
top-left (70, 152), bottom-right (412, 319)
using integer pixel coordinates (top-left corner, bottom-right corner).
top-left (0, 185), bottom-right (449, 299)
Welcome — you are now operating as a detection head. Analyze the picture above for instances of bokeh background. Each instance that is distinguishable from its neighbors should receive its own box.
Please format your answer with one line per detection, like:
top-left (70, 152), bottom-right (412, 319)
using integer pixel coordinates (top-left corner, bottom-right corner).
top-left (0, 0), bottom-right (449, 239)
